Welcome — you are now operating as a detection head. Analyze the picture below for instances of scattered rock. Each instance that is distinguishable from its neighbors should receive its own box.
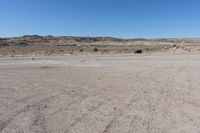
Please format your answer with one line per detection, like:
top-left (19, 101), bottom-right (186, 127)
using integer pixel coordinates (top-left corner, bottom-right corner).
top-left (185, 49), bottom-right (192, 52)
top-left (0, 43), bottom-right (9, 47)
top-left (163, 46), bottom-right (170, 49)
top-left (41, 66), bottom-right (48, 69)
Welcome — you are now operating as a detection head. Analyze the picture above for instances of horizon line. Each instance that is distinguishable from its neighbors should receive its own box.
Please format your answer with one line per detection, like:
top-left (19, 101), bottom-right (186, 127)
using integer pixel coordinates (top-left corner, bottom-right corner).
top-left (1, 34), bottom-right (200, 40)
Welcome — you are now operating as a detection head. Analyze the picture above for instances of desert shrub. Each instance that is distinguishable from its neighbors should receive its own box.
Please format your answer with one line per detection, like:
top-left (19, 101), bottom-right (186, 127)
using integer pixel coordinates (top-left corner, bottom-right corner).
top-left (15, 42), bottom-right (29, 47)
top-left (47, 49), bottom-right (54, 55)
top-left (93, 47), bottom-right (98, 52)
top-left (172, 44), bottom-right (177, 47)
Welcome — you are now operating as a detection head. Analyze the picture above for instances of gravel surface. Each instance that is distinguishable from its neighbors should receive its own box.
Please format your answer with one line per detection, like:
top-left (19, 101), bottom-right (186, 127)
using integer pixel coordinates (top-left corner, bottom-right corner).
top-left (1, 54), bottom-right (200, 133)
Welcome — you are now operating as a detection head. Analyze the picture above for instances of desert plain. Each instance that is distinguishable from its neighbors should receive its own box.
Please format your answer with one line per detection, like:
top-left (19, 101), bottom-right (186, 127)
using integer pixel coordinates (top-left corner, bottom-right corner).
top-left (1, 36), bottom-right (200, 133)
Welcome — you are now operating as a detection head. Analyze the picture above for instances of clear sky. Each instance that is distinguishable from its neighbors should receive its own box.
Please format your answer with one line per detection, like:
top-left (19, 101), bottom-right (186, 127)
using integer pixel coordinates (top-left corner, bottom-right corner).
top-left (0, 0), bottom-right (200, 38)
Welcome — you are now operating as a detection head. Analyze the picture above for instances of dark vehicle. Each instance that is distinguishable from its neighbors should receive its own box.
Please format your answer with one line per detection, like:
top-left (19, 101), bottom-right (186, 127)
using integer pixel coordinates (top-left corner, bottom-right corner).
top-left (134, 49), bottom-right (143, 54)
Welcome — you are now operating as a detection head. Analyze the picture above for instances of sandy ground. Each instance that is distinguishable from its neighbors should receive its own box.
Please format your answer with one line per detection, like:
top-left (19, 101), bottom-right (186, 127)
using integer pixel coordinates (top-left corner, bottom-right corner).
top-left (1, 54), bottom-right (200, 133)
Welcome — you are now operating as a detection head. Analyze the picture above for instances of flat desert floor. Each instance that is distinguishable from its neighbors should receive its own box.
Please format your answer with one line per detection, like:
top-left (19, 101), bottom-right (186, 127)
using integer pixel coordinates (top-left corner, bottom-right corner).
top-left (1, 54), bottom-right (200, 133)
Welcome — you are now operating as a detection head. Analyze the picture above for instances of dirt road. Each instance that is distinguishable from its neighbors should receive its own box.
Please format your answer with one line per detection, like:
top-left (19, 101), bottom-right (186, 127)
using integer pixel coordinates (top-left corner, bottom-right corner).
top-left (1, 54), bottom-right (200, 133)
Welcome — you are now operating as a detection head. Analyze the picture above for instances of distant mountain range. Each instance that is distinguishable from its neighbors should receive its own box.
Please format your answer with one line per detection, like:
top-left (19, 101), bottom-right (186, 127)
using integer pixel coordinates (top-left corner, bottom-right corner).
top-left (1, 35), bottom-right (200, 47)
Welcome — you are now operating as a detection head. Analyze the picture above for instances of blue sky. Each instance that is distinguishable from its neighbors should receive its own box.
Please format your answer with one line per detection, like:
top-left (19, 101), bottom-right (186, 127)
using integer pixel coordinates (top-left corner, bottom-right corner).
top-left (0, 0), bottom-right (200, 38)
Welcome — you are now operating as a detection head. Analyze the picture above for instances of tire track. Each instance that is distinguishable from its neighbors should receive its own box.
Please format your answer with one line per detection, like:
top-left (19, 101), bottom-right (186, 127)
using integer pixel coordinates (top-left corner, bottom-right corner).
top-left (65, 98), bottom-right (106, 133)
top-left (0, 94), bottom-right (59, 131)
top-left (102, 117), bottom-right (117, 133)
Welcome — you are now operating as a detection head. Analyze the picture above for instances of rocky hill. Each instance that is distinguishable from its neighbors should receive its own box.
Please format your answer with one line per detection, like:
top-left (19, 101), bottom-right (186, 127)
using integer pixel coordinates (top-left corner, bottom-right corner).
top-left (1, 35), bottom-right (200, 56)
top-left (1, 35), bottom-right (200, 47)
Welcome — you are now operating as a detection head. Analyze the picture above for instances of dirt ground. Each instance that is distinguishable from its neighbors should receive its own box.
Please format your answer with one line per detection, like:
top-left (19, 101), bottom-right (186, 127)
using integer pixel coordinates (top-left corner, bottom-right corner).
top-left (1, 53), bottom-right (200, 133)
